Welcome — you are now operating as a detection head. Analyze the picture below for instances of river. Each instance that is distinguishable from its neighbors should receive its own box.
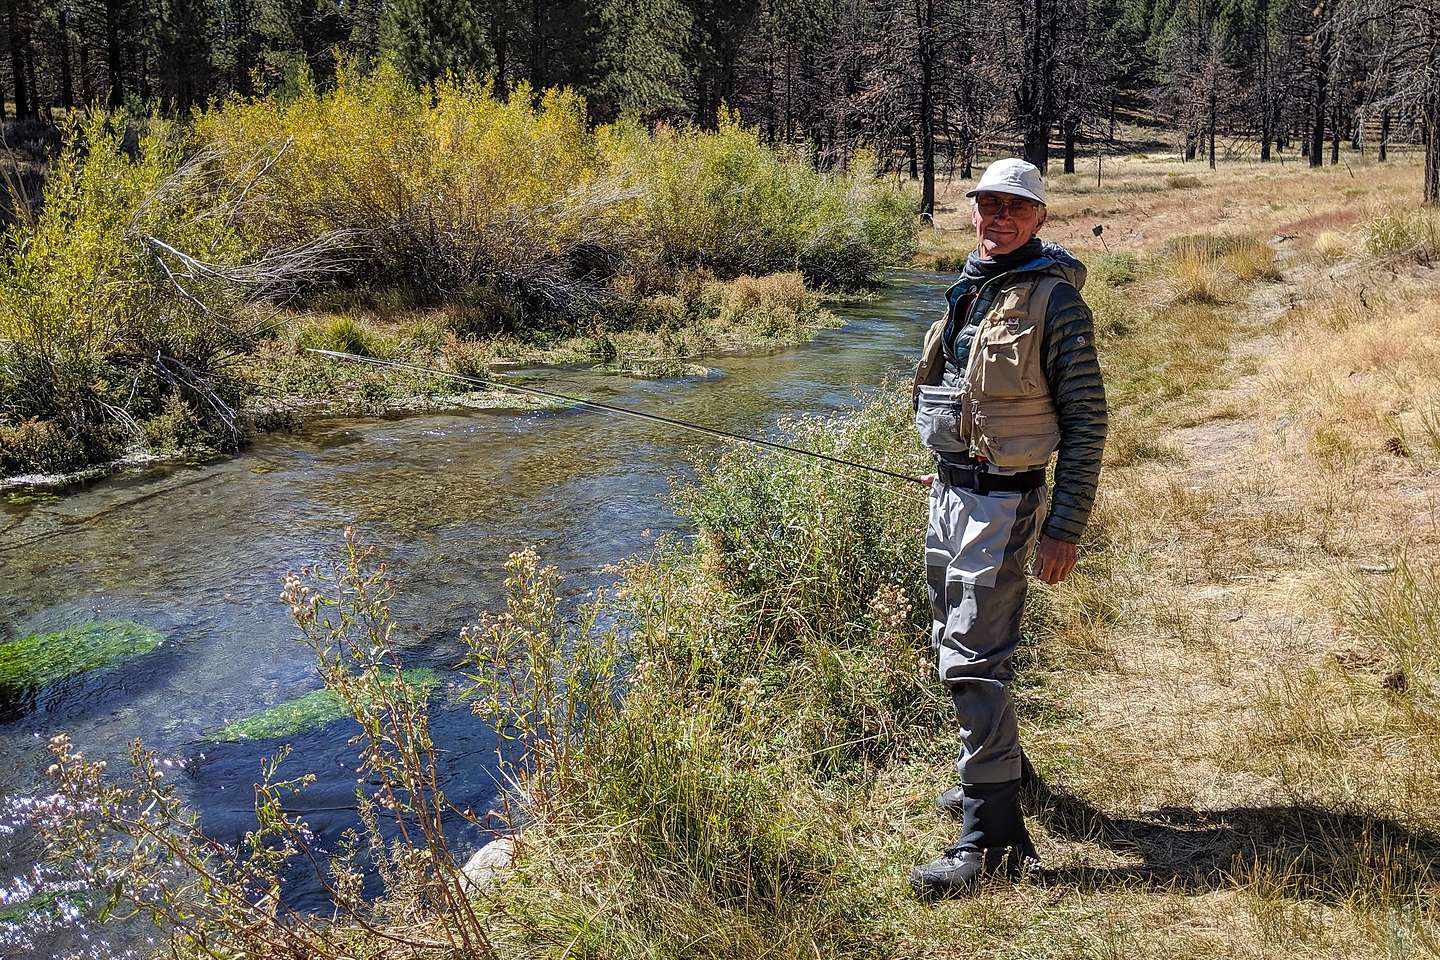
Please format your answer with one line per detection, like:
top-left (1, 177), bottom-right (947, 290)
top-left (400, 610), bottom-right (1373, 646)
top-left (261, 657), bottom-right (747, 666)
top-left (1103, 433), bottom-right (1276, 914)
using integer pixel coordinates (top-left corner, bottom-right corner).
top-left (0, 270), bottom-right (943, 956)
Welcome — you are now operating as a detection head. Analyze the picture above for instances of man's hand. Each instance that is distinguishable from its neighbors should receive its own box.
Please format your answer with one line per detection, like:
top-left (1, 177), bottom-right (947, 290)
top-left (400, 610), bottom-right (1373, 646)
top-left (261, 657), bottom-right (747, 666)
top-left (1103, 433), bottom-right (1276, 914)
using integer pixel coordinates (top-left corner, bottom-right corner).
top-left (1032, 534), bottom-right (1078, 585)
top-left (921, 473), bottom-right (936, 488)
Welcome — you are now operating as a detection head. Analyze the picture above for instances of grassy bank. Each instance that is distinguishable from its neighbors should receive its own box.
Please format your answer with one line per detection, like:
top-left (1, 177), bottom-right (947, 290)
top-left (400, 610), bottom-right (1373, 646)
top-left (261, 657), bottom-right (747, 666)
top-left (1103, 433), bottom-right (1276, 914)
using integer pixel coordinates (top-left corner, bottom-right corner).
top-left (0, 68), bottom-right (914, 482)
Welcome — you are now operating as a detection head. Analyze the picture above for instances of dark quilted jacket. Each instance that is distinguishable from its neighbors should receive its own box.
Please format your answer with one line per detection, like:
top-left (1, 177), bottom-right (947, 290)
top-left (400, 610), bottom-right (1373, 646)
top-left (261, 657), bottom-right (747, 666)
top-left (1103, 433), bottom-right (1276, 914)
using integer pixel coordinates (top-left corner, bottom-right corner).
top-left (938, 241), bottom-right (1108, 543)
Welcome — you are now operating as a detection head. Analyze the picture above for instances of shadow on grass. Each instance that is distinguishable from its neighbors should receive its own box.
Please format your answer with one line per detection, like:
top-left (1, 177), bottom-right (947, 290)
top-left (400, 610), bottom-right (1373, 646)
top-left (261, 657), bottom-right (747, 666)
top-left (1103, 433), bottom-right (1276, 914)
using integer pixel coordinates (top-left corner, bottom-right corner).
top-left (1029, 775), bottom-right (1440, 900)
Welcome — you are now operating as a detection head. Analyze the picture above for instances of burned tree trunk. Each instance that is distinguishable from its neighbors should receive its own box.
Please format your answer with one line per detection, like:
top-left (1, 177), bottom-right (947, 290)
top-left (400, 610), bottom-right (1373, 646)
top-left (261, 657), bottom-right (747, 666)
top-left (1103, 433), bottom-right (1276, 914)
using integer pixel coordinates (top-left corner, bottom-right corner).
top-left (1017, 0), bottom-right (1055, 171)
top-left (1063, 113), bottom-right (1077, 173)
top-left (105, 0), bottom-right (124, 107)
top-left (1309, 28), bottom-right (1330, 169)
top-left (1426, 89), bottom-right (1439, 204)
top-left (918, 0), bottom-right (936, 217)
top-left (6, 0), bottom-right (32, 119)
top-left (59, 4), bottom-right (74, 110)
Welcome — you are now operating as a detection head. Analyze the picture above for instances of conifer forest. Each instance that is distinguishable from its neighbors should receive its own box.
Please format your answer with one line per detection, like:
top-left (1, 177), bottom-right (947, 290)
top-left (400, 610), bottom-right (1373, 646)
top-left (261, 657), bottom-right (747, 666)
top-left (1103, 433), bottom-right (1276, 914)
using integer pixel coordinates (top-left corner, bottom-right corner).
top-left (2, 0), bottom-right (1439, 205)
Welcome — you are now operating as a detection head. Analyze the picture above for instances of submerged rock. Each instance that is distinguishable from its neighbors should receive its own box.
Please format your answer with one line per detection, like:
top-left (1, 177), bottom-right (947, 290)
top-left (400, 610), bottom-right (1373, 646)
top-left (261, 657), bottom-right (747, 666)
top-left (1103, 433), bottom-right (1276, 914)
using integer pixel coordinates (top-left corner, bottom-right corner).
top-left (0, 621), bottom-right (165, 704)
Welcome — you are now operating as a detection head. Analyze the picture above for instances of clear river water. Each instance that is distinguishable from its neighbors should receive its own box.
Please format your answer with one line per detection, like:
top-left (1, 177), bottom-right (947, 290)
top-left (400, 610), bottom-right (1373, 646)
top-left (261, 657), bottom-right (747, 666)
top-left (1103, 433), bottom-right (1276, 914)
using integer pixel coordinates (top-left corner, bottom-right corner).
top-left (0, 270), bottom-right (944, 956)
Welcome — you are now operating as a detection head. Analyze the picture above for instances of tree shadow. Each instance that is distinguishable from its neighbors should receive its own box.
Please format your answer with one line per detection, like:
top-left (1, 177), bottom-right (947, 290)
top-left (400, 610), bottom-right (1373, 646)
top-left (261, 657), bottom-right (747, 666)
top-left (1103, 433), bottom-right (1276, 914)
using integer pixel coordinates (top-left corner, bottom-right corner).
top-left (1027, 775), bottom-right (1440, 901)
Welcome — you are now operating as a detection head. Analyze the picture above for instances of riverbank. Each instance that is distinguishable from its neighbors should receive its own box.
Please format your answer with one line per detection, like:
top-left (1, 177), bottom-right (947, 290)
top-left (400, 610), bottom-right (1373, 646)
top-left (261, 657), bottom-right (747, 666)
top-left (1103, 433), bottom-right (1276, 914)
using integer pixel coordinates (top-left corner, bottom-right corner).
top-left (0, 269), bottom-right (843, 492)
top-left (0, 70), bottom-right (914, 486)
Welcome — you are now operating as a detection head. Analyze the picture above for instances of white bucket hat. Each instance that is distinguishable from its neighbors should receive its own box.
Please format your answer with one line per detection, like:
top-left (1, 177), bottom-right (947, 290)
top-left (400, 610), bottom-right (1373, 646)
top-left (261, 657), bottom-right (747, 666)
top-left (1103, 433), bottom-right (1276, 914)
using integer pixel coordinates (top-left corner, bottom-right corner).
top-left (965, 158), bottom-right (1046, 206)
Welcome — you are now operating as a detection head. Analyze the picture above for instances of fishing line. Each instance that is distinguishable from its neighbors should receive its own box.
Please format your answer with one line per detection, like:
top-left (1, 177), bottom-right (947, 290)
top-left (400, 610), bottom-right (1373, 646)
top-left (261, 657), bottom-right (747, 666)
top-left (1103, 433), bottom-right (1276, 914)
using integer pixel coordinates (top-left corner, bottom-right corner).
top-left (305, 349), bottom-right (931, 501)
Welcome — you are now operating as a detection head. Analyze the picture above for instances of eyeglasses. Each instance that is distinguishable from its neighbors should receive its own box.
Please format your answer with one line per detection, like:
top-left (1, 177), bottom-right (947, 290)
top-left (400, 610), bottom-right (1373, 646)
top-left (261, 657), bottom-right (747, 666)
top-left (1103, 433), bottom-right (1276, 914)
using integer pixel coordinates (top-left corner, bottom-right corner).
top-left (975, 195), bottom-right (1042, 217)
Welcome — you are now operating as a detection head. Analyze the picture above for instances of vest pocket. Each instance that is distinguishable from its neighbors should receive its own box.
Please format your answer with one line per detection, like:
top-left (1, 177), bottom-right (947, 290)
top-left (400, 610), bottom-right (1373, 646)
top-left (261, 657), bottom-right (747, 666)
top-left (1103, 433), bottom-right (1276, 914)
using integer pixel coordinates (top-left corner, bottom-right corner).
top-left (915, 385), bottom-right (970, 453)
top-left (973, 405), bottom-right (1060, 468)
top-left (973, 320), bottom-right (1042, 399)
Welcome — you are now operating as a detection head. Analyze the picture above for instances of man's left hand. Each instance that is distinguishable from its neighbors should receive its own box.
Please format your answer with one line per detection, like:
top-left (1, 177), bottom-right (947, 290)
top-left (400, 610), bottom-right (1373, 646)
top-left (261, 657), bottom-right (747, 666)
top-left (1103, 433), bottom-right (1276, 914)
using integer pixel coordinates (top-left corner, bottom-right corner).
top-left (1032, 535), bottom-right (1078, 585)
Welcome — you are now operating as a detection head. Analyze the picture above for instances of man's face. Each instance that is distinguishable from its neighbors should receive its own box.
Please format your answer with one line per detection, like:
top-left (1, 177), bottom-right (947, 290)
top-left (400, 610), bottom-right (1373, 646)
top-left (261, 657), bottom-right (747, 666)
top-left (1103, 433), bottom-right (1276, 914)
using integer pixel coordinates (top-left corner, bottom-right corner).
top-left (971, 192), bottom-right (1047, 258)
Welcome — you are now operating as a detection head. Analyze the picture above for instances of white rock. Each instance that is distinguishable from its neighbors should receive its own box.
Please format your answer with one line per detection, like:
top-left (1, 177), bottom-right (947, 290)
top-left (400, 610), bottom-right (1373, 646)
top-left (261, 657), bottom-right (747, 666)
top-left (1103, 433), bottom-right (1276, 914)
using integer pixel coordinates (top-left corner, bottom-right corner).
top-left (460, 837), bottom-right (517, 890)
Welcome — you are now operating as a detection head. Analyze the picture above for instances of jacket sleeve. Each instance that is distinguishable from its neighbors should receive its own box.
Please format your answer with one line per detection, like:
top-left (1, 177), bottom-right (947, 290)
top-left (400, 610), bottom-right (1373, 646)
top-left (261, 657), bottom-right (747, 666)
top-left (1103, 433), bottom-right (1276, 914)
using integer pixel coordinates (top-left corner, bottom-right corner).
top-left (1041, 284), bottom-right (1108, 543)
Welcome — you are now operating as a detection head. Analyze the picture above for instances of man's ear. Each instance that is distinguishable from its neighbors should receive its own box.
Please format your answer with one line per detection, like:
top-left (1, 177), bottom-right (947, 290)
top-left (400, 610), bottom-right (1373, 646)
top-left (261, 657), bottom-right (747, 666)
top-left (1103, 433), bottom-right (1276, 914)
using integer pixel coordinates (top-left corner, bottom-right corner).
top-left (1035, 207), bottom-right (1048, 234)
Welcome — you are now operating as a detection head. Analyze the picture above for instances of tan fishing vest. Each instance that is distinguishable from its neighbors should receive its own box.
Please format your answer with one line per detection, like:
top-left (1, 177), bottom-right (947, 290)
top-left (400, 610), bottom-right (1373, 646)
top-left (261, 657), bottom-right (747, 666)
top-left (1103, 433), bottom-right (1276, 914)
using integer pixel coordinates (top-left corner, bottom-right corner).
top-left (912, 276), bottom-right (1065, 469)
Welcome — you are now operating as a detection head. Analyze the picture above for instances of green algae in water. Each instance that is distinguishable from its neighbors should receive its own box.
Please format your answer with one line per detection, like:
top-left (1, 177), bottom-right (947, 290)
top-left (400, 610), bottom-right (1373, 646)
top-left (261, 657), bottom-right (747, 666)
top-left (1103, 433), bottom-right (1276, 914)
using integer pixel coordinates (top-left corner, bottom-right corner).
top-left (0, 621), bottom-right (164, 700)
top-left (207, 668), bottom-right (441, 742)
top-left (0, 890), bottom-right (90, 925)
top-left (4, 491), bottom-right (61, 506)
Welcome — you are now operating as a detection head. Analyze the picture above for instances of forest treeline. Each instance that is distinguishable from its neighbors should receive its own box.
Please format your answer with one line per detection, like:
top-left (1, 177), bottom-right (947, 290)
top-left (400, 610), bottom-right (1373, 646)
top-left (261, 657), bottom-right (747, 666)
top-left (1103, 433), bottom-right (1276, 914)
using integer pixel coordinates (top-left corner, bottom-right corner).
top-left (1, 0), bottom-right (1437, 205)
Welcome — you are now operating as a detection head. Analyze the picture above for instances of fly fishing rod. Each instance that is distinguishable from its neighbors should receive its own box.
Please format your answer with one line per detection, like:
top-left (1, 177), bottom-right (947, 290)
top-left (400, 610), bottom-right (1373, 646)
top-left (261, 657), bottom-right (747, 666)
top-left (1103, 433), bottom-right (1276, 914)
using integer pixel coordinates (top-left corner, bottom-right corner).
top-left (305, 348), bottom-right (930, 494)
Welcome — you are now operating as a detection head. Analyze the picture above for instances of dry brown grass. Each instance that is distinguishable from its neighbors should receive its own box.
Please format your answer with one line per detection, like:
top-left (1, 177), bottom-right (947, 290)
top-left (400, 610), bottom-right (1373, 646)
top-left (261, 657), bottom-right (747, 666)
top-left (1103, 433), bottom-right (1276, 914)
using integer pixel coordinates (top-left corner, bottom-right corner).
top-left (1312, 230), bottom-right (1350, 263)
top-left (928, 152), bottom-right (1423, 255)
top-left (1168, 243), bottom-right (1225, 304)
top-left (920, 151), bottom-right (1440, 958)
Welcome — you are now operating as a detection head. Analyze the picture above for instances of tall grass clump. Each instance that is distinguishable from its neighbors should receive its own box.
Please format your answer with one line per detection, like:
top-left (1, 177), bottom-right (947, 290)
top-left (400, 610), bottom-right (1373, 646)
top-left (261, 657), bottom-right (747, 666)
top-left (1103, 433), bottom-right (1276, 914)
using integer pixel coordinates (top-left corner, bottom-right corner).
top-left (1161, 233), bottom-right (1278, 304)
top-left (1364, 206), bottom-right (1440, 261)
top-left (0, 111), bottom-right (343, 475)
top-left (1342, 560), bottom-right (1440, 698)
top-left (1165, 237), bottom-right (1225, 304)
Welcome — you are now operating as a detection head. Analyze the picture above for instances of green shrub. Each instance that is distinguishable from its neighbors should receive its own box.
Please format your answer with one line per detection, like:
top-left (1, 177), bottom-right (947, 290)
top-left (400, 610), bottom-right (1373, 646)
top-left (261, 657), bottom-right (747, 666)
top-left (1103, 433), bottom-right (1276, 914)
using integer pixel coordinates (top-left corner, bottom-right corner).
top-left (0, 416), bottom-right (91, 474)
top-left (140, 393), bottom-right (213, 455)
top-left (292, 313), bottom-right (398, 359)
top-left (633, 116), bottom-right (914, 287)
top-left (195, 69), bottom-right (915, 305)
top-left (0, 110), bottom-right (317, 475)
top-left (662, 390), bottom-right (942, 772)
top-left (1087, 251), bottom-right (1141, 286)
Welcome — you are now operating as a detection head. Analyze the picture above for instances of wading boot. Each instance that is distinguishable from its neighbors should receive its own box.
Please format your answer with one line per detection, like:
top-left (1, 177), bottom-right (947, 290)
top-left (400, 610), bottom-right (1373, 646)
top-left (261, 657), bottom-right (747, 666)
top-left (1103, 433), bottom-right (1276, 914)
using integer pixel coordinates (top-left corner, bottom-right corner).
top-left (909, 845), bottom-right (1013, 901)
top-left (934, 752), bottom-right (1042, 817)
top-left (912, 779), bottom-right (1038, 901)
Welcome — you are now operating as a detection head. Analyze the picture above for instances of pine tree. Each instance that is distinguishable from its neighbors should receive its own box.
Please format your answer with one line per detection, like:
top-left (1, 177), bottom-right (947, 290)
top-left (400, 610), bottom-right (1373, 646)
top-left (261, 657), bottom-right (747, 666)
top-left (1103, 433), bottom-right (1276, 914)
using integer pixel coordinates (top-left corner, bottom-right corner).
top-left (588, 0), bottom-right (691, 122)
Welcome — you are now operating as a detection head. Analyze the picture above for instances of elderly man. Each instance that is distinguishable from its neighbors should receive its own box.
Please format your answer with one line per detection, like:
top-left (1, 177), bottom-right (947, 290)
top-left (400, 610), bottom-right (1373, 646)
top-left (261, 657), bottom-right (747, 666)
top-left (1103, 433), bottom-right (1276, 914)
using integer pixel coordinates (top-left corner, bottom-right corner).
top-left (909, 158), bottom-right (1107, 899)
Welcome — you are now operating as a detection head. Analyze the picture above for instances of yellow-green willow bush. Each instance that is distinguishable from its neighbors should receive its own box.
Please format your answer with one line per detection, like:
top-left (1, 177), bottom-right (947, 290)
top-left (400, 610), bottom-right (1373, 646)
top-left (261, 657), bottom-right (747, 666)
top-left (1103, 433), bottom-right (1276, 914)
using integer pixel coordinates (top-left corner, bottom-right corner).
top-left (0, 113), bottom-right (271, 472)
top-left (194, 66), bottom-right (613, 302)
top-left (195, 66), bottom-right (915, 306)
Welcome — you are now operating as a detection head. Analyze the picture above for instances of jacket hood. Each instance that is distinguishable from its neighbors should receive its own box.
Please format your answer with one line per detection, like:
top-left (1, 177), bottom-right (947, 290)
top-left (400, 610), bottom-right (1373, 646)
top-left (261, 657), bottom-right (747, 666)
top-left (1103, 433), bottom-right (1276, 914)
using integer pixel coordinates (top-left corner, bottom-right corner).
top-left (1033, 240), bottom-right (1087, 291)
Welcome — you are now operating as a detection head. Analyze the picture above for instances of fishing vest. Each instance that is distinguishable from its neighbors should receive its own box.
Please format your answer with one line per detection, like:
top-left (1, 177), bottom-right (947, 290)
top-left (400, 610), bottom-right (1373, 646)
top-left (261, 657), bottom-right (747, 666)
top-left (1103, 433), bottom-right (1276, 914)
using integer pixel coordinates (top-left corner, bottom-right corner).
top-left (912, 275), bottom-right (1065, 470)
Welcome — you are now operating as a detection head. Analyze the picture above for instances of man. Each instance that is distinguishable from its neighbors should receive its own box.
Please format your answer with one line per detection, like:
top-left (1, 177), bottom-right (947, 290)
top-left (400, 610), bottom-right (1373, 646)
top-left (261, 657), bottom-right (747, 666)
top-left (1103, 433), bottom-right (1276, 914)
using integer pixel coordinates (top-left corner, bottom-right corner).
top-left (908, 158), bottom-right (1107, 899)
